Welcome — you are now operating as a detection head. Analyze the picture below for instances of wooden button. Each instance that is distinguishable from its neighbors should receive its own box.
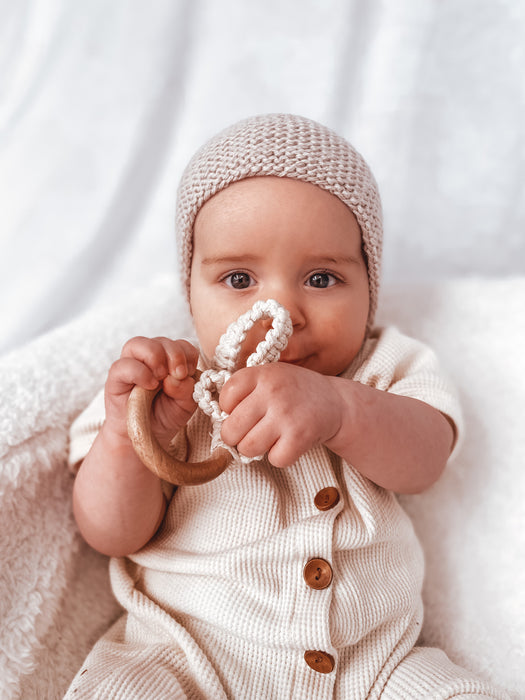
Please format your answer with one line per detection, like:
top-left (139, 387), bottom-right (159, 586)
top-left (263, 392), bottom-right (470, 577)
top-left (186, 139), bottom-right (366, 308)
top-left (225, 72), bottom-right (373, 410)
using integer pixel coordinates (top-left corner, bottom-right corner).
top-left (304, 650), bottom-right (335, 673)
top-left (314, 487), bottom-right (340, 511)
top-left (303, 558), bottom-right (333, 589)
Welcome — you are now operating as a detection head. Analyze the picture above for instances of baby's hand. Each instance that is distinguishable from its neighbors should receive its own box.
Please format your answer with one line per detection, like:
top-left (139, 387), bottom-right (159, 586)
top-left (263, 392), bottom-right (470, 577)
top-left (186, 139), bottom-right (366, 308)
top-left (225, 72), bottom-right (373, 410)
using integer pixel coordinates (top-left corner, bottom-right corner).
top-left (219, 363), bottom-right (344, 467)
top-left (104, 337), bottom-right (199, 450)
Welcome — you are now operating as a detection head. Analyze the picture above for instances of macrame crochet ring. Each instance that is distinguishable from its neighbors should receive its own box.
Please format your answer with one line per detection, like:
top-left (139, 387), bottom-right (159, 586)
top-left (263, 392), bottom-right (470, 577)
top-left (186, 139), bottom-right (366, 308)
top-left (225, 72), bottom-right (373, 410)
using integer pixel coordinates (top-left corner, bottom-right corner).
top-left (127, 299), bottom-right (292, 486)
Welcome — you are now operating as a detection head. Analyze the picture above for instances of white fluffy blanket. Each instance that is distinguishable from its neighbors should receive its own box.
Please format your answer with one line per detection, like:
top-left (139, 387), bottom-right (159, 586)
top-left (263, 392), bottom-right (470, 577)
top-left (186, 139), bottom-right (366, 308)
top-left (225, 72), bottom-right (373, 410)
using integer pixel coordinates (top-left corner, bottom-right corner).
top-left (0, 277), bottom-right (523, 699)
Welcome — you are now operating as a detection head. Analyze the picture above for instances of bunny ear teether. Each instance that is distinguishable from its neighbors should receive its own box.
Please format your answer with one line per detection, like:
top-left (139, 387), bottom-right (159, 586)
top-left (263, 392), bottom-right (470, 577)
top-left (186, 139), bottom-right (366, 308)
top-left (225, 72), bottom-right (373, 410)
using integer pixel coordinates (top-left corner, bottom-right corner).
top-left (127, 300), bottom-right (292, 486)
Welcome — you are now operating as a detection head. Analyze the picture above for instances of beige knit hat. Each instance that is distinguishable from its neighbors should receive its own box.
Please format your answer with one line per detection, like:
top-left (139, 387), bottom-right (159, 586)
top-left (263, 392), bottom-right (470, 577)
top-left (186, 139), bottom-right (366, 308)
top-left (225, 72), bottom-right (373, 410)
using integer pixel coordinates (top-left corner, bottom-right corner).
top-left (176, 113), bottom-right (383, 326)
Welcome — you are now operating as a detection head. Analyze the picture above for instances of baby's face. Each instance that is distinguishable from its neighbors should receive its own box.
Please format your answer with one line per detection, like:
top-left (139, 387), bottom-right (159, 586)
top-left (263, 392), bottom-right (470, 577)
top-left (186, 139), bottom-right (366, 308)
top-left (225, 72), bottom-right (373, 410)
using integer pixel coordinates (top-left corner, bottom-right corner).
top-left (189, 176), bottom-right (369, 376)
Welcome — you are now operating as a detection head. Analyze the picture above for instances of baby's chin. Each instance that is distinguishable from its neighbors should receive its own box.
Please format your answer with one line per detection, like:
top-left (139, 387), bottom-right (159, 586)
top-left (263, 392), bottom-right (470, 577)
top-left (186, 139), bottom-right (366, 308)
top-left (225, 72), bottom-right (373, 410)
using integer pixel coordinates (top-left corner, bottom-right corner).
top-left (298, 353), bottom-right (359, 377)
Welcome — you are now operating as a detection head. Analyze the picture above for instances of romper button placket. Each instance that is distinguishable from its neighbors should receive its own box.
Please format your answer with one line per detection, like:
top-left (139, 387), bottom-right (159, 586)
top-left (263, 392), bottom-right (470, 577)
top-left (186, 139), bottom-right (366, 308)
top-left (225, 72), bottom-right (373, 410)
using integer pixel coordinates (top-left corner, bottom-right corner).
top-left (303, 558), bottom-right (333, 589)
top-left (304, 650), bottom-right (335, 674)
top-left (314, 487), bottom-right (340, 511)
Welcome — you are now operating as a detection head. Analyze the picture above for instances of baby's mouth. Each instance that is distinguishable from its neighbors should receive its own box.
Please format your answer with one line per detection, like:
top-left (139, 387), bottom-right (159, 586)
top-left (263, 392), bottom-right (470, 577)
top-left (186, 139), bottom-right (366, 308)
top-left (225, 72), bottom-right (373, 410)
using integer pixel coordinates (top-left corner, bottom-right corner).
top-left (280, 353), bottom-right (312, 368)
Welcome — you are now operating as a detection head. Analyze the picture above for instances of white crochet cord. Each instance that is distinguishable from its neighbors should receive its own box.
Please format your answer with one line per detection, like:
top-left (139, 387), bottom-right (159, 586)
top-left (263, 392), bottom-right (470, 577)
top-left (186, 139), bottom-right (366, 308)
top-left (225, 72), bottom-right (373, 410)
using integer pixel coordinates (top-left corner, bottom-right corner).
top-left (193, 299), bottom-right (293, 465)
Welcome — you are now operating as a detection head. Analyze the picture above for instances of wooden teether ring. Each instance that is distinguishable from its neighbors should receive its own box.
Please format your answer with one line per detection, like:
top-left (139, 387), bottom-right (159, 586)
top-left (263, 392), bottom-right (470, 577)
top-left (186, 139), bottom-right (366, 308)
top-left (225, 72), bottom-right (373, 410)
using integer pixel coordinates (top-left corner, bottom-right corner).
top-left (127, 371), bottom-right (232, 486)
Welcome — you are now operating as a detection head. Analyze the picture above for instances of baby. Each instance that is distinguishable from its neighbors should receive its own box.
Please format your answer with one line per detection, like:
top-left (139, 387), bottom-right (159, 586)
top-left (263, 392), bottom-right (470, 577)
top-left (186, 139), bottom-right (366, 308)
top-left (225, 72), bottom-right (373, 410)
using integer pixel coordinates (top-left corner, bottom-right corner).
top-left (66, 115), bottom-right (507, 699)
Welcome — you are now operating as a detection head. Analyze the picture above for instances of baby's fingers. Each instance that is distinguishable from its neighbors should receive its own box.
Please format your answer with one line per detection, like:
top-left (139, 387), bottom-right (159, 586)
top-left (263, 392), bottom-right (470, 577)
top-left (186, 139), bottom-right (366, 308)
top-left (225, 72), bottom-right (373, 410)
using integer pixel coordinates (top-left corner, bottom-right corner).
top-left (120, 337), bottom-right (198, 382)
top-left (107, 356), bottom-right (161, 398)
top-left (120, 336), bottom-right (170, 379)
top-left (162, 339), bottom-right (200, 381)
top-left (220, 394), bottom-right (266, 449)
top-left (161, 374), bottom-right (196, 402)
top-left (219, 367), bottom-right (258, 414)
top-left (104, 357), bottom-right (162, 438)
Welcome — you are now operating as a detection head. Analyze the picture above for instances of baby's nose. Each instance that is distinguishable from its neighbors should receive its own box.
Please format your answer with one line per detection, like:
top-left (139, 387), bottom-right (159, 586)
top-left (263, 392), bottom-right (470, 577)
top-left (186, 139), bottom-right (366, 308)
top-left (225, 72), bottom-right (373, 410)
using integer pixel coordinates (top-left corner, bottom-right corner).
top-left (259, 307), bottom-right (302, 331)
top-left (265, 297), bottom-right (305, 330)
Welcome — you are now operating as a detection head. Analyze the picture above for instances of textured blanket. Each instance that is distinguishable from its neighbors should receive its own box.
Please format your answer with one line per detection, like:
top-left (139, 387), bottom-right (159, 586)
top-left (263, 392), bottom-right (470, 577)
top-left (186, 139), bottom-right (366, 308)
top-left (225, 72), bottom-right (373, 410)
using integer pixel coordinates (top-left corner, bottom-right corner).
top-left (0, 276), bottom-right (523, 698)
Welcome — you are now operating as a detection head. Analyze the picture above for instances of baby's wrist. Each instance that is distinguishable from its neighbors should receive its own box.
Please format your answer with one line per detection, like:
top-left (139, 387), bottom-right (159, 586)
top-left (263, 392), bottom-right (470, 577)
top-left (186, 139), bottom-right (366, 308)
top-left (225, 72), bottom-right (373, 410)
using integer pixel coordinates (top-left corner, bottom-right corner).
top-left (98, 418), bottom-right (137, 458)
top-left (322, 376), bottom-right (358, 456)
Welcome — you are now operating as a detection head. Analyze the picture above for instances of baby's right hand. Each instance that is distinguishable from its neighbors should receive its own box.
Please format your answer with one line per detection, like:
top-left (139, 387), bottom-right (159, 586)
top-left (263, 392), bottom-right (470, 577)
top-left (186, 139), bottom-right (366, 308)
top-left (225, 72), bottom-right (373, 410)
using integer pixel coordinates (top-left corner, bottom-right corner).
top-left (103, 337), bottom-right (200, 450)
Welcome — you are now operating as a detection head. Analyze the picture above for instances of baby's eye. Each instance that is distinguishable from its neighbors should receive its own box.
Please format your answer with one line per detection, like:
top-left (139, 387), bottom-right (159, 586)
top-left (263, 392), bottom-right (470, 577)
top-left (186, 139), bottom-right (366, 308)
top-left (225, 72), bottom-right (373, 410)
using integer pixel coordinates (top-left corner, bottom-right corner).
top-left (306, 272), bottom-right (337, 288)
top-left (225, 272), bottom-right (254, 290)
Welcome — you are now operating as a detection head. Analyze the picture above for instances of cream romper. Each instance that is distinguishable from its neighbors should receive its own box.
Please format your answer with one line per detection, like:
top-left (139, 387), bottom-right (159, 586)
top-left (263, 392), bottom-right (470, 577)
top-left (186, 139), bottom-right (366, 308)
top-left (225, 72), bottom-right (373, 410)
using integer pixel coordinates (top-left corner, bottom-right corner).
top-left (65, 327), bottom-right (508, 699)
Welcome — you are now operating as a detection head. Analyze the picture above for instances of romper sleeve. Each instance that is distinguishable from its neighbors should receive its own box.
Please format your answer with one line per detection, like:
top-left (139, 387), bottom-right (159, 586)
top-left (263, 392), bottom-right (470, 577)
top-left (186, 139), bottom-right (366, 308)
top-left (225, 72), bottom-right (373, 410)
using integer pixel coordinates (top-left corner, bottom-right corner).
top-left (346, 326), bottom-right (463, 457)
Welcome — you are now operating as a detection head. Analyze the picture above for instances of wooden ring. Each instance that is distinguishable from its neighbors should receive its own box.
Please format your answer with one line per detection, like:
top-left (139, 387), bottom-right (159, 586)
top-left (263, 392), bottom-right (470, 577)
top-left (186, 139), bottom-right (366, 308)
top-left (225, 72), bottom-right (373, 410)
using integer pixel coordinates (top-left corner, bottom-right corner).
top-left (127, 373), bottom-right (232, 486)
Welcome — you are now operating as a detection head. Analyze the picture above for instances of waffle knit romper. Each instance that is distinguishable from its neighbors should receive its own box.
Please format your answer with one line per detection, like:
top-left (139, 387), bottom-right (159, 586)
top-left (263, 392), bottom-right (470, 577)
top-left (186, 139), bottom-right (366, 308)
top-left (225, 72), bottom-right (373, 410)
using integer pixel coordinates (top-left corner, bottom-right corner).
top-left (65, 326), bottom-right (508, 699)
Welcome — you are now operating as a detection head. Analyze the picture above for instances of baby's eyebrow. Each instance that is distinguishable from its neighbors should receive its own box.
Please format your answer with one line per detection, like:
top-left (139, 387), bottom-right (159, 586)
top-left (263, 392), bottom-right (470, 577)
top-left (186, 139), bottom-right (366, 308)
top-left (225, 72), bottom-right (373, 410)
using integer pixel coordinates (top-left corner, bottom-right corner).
top-left (201, 253), bottom-right (362, 267)
top-left (200, 254), bottom-right (362, 266)
top-left (309, 255), bottom-right (363, 266)
top-left (200, 255), bottom-right (259, 266)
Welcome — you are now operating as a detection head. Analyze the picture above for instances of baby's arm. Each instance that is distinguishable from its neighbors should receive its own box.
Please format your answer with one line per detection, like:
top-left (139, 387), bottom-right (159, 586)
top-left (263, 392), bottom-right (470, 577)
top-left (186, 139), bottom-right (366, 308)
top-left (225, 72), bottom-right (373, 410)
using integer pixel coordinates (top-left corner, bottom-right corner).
top-left (219, 363), bottom-right (454, 494)
top-left (325, 379), bottom-right (454, 493)
top-left (73, 337), bottom-right (199, 557)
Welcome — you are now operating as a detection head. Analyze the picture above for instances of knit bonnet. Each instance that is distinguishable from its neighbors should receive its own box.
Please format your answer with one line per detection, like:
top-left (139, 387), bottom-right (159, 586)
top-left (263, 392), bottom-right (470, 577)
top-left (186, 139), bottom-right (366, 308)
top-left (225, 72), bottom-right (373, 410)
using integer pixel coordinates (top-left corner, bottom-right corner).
top-left (175, 113), bottom-right (383, 326)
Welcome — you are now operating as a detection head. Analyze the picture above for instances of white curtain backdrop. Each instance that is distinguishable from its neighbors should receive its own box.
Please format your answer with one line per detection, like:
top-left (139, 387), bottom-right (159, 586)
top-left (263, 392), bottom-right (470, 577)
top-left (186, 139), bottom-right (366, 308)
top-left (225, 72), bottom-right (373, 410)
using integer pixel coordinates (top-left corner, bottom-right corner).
top-left (1, 0), bottom-right (524, 354)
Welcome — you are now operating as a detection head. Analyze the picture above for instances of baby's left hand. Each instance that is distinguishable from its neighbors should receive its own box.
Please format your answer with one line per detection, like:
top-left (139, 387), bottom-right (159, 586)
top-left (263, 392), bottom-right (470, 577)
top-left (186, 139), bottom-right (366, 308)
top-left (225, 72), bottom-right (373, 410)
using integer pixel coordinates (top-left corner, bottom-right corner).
top-left (219, 363), bottom-right (343, 468)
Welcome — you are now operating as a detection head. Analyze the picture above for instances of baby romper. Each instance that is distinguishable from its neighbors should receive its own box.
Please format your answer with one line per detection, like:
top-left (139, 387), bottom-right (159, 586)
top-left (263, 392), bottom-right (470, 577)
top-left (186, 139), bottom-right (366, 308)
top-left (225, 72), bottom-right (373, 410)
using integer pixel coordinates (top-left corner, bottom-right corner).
top-left (65, 327), bottom-right (508, 699)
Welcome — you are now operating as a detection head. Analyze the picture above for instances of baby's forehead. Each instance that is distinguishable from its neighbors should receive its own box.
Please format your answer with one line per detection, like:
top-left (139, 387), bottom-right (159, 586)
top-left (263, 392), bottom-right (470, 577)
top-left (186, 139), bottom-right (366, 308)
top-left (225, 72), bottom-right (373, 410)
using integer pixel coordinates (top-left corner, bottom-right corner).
top-left (194, 175), bottom-right (360, 220)
top-left (192, 176), bottom-right (364, 261)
